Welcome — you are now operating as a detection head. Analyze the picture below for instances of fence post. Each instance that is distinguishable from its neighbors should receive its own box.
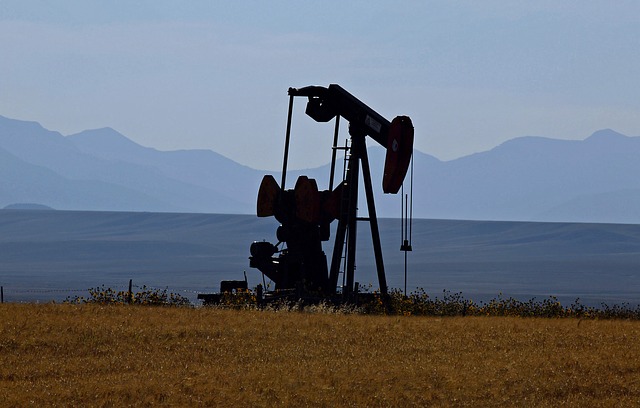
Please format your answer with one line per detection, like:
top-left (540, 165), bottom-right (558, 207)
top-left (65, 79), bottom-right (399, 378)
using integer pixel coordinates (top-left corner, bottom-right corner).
top-left (256, 284), bottom-right (263, 308)
top-left (1, 286), bottom-right (3, 303)
top-left (128, 279), bottom-right (133, 304)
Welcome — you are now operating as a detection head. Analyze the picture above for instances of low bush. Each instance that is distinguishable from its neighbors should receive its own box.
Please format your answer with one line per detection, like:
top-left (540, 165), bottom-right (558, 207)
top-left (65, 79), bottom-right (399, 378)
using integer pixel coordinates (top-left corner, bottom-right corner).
top-left (63, 284), bottom-right (640, 319)
top-left (209, 287), bottom-right (640, 319)
top-left (65, 285), bottom-right (190, 307)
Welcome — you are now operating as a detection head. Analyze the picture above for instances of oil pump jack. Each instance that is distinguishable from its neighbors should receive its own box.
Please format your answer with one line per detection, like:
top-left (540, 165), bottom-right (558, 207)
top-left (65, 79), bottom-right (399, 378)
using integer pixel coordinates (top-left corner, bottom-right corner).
top-left (247, 84), bottom-right (414, 301)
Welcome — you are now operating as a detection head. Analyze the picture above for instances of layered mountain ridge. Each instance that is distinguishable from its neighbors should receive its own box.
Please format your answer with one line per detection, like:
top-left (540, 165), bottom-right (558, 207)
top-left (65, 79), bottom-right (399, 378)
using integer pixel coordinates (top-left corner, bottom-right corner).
top-left (1, 114), bottom-right (638, 223)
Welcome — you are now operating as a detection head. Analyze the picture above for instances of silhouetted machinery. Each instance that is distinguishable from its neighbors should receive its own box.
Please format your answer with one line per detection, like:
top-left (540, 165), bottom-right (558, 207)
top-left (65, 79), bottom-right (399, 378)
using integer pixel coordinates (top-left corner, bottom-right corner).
top-left (251, 84), bottom-right (413, 298)
top-left (200, 84), bottom-right (413, 303)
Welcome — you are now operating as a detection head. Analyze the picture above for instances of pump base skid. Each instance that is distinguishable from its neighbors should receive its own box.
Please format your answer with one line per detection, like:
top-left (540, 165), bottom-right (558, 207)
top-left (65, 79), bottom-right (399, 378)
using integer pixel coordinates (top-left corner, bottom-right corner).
top-left (197, 287), bottom-right (381, 308)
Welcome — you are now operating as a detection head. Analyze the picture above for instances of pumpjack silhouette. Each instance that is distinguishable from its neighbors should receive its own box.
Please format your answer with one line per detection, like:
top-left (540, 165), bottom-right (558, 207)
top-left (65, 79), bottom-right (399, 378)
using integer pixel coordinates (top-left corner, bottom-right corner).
top-left (249, 84), bottom-right (414, 299)
top-left (200, 84), bottom-right (414, 304)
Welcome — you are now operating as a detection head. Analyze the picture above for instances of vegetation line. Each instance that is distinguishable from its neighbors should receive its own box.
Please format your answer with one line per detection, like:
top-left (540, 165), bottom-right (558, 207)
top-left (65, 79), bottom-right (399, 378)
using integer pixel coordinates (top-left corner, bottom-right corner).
top-left (63, 285), bottom-right (640, 320)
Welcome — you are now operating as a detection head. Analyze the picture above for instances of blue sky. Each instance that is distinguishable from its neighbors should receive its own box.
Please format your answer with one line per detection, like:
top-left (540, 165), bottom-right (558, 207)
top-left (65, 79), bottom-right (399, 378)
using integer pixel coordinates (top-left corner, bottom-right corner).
top-left (1, 1), bottom-right (638, 170)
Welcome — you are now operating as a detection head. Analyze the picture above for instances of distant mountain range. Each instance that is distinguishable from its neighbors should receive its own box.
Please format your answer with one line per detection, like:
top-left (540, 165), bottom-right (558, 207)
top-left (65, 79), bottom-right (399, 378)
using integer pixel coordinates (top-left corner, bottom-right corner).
top-left (1, 114), bottom-right (639, 223)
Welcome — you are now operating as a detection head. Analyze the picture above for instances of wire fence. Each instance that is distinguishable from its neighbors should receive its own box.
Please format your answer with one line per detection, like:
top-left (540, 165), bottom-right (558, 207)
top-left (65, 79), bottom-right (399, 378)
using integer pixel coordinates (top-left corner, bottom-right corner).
top-left (0, 281), bottom-right (211, 304)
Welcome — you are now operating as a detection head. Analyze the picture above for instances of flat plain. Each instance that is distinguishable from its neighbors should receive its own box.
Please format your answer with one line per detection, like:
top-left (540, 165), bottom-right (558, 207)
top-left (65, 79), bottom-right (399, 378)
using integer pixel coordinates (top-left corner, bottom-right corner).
top-left (1, 210), bottom-right (640, 306)
top-left (1, 303), bottom-right (639, 406)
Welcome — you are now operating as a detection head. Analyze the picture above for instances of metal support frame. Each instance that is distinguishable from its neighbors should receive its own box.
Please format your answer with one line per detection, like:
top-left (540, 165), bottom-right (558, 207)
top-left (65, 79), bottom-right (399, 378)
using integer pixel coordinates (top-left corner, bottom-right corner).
top-left (358, 137), bottom-right (388, 296)
top-left (328, 130), bottom-right (387, 297)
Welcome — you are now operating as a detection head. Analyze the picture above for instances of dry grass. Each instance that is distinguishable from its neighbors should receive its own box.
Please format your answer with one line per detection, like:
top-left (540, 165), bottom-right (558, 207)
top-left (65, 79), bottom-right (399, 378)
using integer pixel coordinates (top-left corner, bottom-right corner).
top-left (1, 304), bottom-right (640, 407)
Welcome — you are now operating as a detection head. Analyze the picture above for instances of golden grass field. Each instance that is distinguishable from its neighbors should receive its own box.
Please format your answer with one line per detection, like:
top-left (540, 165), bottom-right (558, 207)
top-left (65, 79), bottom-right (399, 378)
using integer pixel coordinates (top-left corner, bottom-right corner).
top-left (1, 303), bottom-right (639, 407)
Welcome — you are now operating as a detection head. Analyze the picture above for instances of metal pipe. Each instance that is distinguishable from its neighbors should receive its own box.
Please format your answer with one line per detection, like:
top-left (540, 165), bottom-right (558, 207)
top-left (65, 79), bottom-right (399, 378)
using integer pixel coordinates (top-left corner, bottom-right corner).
top-left (409, 155), bottom-right (414, 246)
top-left (401, 183), bottom-right (404, 248)
top-left (405, 194), bottom-right (408, 296)
top-left (329, 116), bottom-right (340, 191)
top-left (281, 94), bottom-right (294, 189)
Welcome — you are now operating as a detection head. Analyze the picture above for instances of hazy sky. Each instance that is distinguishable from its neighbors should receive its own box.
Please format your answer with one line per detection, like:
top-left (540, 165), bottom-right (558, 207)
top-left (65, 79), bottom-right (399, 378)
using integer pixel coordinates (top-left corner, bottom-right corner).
top-left (1, 1), bottom-right (639, 170)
